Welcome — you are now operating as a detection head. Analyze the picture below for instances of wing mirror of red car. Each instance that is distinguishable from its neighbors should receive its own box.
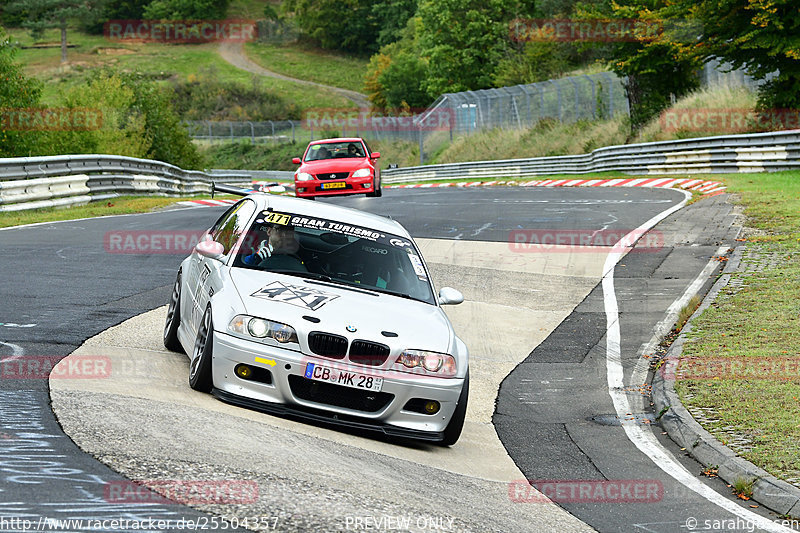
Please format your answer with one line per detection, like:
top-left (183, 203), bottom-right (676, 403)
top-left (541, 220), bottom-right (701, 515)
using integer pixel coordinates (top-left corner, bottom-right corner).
top-left (370, 152), bottom-right (380, 159)
top-left (292, 157), bottom-right (302, 164)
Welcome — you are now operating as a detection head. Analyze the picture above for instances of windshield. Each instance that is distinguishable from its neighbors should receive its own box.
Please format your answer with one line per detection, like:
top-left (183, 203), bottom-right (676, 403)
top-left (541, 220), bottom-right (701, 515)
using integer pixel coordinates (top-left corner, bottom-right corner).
top-left (233, 210), bottom-right (435, 304)
top-left (304, 141), bottom-right (366, 161)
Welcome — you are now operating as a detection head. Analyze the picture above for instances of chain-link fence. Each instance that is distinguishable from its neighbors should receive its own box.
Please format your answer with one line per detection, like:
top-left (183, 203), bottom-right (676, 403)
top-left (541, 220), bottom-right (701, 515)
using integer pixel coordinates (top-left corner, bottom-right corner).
top-left (184, 120), bottom-right (303, 144)
top-left (413, 72), bottom-right (629, 163)
top-left (184, 62), bottom-right (778, 164)
top-left (701, 58), bottom-right (776, 91)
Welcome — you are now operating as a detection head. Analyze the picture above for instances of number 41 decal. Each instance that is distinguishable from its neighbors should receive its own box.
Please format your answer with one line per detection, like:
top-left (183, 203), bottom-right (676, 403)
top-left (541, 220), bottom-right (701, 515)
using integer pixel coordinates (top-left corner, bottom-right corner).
top-left (252, 281), bottom-right (339, 310)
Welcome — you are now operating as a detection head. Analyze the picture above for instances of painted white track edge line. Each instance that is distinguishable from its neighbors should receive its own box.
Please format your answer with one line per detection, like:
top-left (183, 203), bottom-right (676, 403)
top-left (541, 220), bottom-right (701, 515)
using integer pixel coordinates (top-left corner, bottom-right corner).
top-left (601, 191), bottom-right (792, 533)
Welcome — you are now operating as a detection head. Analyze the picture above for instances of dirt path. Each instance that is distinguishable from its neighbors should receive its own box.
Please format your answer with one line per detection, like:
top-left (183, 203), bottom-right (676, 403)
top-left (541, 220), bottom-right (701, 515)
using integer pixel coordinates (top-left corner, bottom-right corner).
top-left (218, 41), bottom-right (370, 108)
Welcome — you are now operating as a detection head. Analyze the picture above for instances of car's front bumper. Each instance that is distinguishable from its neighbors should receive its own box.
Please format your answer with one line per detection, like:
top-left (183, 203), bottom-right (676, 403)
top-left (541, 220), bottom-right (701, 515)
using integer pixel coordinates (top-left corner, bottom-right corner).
top-left (211, 331), bottom-right (464, 438)
top-left (295, 176), bottom-right (375, 197)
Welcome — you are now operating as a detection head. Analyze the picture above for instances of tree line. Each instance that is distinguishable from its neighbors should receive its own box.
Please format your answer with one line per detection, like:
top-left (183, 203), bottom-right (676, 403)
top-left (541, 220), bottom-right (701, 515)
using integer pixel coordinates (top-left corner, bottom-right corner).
top-left (281, 0), bottom-right (797, 133)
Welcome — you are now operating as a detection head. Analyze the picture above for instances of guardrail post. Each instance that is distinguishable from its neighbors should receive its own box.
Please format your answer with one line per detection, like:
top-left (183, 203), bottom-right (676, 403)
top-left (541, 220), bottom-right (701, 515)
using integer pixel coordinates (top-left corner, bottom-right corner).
top-left (419, 125), bottom-right (424, 166)
top-left (229, 121), bottom-right (234, 141)
top-left (585, 75), bottom-right (597, 119)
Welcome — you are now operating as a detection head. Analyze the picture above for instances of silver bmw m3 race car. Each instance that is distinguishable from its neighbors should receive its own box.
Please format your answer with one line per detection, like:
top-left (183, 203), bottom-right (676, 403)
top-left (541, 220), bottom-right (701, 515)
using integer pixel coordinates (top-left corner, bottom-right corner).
top-left (163, 188), bottom-right (469, 445)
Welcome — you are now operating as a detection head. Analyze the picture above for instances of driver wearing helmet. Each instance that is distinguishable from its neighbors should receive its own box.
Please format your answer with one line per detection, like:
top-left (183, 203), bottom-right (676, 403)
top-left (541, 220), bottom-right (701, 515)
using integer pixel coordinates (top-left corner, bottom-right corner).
top-left (243, 224), bottom-right (306, 271)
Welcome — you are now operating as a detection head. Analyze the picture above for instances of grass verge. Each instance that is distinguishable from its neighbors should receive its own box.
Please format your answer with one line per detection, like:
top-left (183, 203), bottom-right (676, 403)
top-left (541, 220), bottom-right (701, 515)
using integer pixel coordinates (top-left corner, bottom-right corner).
top-left (0, 195), bottom-right (235, 229)
top-left (6, 28), bottom-right (352, 110)
top-left (675, 169), bottom-right (800, 489)
top-left (244, 41), bottom-right (368, 93)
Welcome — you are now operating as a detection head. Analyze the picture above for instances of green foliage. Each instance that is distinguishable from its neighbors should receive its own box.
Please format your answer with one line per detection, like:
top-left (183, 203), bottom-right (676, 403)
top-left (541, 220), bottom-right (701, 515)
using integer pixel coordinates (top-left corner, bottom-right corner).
top-left (493, 40), bottom-right (571, 86)
top-left (283, 0), bottom-right (378, 54)
top-left (49, 73), bottom-right (150, 158)
top-left (39, 69), bottom-right (202, 168)
top-left (371, 0), bottom-right (417, 47)
top-left (5, 0), bottom-right (106, 60)
top-left (378, 49), bottom-right (428, 109)
top-left (0, 29), bottom-right (44, 157)
top-left (143, 0), bottom-right (230, 19)
top-left (83, 0), bottom-right (151, 34)
top-left (363, 18), bottom-right (429, 110)
top-left (416, 0), bottom-right (527, 97)
top-left (684, 0), bottom-right (800, 110)
top-left (577, 1), bottom-right (702, 133)
top-left (171, 68), bottom-right (300, 122)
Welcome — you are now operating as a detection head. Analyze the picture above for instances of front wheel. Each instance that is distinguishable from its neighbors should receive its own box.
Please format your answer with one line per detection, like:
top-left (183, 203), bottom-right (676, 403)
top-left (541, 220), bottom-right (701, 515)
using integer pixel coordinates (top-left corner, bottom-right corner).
top-left (189, 308), bottom-right (214, 392)
top-left (439, 370), bottom-right (469, 446)
top-left (163, 270), bottom-right (183, 353)
top-left (366, 177), bottom-right (382, 197)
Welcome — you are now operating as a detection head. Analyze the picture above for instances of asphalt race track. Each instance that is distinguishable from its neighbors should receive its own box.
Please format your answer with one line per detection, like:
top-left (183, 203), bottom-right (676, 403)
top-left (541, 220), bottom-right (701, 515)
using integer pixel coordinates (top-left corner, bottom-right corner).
top-left (0, 186), bottom-right (792, 532)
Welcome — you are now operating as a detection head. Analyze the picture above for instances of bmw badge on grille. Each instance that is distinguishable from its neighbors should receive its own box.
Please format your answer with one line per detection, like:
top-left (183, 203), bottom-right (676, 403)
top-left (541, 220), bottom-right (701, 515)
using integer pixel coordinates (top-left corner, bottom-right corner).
top-left (346, 325), bottom-right (357, 332)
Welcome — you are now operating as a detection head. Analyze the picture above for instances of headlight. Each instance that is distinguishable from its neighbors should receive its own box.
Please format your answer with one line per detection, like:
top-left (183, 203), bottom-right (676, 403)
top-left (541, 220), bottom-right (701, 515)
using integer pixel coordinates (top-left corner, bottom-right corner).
top-left (228, 315), bottom-right (298, 344)
top-left (394, 349), bottom-right (456, 377)
top-left (296, 172), bottom-right (314, 181)
top-left (352, 168), bottom-right (372, 178)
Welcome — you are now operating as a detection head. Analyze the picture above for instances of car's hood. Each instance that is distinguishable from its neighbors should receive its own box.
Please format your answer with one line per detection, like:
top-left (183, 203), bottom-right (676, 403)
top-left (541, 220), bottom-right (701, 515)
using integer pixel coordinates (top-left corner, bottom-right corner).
top-left (301, 158), bottom-right (371, 174)
top-left (230, 269), bottom-right (452, 353)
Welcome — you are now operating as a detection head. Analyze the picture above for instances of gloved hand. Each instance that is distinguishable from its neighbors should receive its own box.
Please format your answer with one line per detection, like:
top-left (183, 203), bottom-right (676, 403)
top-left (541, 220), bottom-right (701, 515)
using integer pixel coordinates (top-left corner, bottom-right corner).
top-left (243, 240), bottom-right (273, 265)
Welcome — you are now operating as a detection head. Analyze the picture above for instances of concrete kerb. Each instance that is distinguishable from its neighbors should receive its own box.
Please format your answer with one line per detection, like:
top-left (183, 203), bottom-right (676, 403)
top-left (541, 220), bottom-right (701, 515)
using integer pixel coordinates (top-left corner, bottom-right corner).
top-left (651, 245), bottom-right (800, 518)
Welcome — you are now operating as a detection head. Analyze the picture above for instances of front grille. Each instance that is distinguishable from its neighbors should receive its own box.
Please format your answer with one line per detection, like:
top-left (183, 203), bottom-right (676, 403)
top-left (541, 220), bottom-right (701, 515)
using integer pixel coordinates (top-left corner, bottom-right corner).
top-left (307, 331), bottom-right (348, 359)
top-left (289, 375), bottom-right (393, 413)
top-left (349, 340), bottom-right (390, 366)
top-left (315, 172), bottom-right (350, 180)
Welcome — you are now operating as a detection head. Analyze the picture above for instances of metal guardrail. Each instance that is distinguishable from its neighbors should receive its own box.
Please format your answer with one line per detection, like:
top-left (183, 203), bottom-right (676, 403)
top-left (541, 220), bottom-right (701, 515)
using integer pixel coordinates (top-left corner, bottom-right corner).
top-left (1, 130), bottom-right (798, 211)
top-left (0, 155), bottom-right (253, 212)
top-left (382, 130), bottom-right (800, 183)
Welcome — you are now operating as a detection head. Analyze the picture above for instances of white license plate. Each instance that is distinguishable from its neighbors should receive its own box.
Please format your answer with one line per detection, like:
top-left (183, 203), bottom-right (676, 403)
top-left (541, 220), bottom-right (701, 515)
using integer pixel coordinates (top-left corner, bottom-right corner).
top-left (304, 363), bottom-right (383, 392)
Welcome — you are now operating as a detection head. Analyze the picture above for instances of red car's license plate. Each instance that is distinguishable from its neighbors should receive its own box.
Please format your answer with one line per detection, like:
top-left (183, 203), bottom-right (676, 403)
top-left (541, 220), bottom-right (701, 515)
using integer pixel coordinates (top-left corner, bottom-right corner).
top-left (322, 182), bottom-right (347, 189)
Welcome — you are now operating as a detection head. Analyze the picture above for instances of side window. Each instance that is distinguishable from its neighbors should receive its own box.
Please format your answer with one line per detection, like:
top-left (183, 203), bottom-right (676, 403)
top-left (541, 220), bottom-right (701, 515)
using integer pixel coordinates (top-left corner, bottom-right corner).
top-left (211, 200), bottom-right (256, 256)
top-left (363, 140), bottom-right (372, 156)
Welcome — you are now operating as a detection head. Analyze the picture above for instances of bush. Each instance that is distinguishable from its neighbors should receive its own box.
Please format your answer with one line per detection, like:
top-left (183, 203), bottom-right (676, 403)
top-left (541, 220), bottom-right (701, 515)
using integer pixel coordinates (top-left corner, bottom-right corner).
top-left (143, 0), bottom-right (230, 20)
top-left (49, 70), bottom-right (203, 169)
top-left (171, 69), bottom-right (300, 122)
top-left (0, 30), bottom-right (44, 158)
top-left (48, 73), bottom-right (150, 158)
top-left (493, 41), bottom-right (571, 87)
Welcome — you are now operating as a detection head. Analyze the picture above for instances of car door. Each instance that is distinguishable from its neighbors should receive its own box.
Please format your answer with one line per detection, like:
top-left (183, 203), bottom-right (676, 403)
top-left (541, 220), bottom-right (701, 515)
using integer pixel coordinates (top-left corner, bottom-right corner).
top-left (193, 199), bottom-right (257, 327)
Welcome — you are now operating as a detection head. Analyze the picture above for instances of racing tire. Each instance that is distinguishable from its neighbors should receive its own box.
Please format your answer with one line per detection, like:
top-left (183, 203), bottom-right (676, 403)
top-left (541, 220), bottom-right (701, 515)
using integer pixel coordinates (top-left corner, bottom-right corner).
top-left (366, 178), bottom-right (382, 198)
top-left (439, 370), bottom-right (469, 446)
top-left (189, 307), bottom-right (214, 392)
top-left (163, 270), bottom-right (184, 353)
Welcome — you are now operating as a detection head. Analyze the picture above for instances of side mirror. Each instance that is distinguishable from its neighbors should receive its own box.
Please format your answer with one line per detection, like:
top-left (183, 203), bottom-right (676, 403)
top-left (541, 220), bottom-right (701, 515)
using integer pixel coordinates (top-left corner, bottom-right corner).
top-left (438, 287), bottom-right (463, 305)
top-left (292, 157), bottom-right (301, 164)
top-left (195, 237), bottom-right (225, 260)
top-left (370, 152), bottom-right (381, 160)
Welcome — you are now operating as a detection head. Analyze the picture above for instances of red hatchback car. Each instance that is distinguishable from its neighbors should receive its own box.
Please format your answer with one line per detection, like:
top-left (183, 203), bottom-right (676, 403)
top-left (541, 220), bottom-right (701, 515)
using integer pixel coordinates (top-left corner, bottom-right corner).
top-left (292, 138), bottom-right (382, 200)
